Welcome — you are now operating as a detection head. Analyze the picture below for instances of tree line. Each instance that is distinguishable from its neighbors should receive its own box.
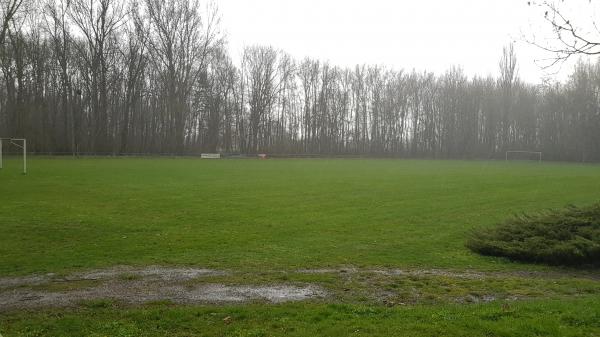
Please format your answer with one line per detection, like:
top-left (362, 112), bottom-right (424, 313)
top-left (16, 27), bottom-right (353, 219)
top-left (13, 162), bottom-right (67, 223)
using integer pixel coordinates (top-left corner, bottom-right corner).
top-left (1, 0), bottom-right (599, 161)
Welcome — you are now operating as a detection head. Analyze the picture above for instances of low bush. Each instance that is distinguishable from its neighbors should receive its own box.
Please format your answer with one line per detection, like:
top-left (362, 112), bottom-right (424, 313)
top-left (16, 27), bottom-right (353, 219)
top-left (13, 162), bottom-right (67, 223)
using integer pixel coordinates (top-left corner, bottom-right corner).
top-left (467, 204), bottom-right (600, 266)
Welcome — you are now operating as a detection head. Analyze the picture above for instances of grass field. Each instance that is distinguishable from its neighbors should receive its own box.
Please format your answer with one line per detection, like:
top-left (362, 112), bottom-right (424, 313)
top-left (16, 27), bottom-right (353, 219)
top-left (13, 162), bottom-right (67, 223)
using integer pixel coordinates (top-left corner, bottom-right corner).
top-left (1, 157), bottom-right (600, 336)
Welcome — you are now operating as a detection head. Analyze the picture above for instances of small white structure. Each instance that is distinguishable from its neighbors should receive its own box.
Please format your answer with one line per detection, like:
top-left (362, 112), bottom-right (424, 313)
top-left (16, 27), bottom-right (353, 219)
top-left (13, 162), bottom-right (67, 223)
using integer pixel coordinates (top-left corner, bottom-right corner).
top-left (0, 138), bottom-right (27, 174)
top-left (201, 153), bottom-right (221, 159)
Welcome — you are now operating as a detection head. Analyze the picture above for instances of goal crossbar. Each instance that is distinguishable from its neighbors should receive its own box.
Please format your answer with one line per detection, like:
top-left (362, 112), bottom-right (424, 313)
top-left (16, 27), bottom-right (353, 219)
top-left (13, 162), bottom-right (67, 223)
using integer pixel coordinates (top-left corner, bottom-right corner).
top-left (505, 150), bottom-right (542, 162)
top-left (0, 138), bottom-right (27, 174)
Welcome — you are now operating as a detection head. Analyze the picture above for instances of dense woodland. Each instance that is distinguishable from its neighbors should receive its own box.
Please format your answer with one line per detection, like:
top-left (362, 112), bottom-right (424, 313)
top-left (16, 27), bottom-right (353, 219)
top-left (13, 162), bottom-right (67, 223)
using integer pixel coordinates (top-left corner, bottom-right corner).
top-left (1, 0), bottom-right (600, 161)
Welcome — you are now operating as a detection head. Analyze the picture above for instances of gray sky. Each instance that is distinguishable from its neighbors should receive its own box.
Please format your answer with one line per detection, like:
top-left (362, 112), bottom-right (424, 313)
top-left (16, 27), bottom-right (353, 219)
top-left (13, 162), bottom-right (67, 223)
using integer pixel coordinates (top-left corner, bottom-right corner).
top-left (218, 0), bottom-right (595, 84)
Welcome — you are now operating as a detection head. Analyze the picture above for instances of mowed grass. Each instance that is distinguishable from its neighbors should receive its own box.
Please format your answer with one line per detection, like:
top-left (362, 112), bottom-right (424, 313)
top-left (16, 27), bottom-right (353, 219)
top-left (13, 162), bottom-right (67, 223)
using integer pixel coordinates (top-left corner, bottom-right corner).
top-left (1, 157), bottom-right (600, 276)
top-left (3, 298), bottom-right (600, 337)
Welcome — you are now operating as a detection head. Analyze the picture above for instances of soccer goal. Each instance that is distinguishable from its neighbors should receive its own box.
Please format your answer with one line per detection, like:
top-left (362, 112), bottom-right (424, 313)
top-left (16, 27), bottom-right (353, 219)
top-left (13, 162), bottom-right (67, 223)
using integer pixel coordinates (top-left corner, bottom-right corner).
top-left (200, 153), bottom-right (221, 159)
top-left (0, 138), bottom-right (27, 174)
top-left (505, 150), bottom-right (542, 162)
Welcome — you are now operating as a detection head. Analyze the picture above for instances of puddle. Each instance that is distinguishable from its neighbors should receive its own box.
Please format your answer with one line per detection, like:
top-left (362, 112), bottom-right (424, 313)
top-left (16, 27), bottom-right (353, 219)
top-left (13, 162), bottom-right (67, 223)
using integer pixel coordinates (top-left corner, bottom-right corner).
top-left (0, 266), bottom-right (325, 311)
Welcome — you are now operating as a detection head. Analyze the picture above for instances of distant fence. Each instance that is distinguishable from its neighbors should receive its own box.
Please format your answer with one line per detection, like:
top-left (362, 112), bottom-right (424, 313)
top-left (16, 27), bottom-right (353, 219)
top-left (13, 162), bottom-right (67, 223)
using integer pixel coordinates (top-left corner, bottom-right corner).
top-left (3, 150), bottom-right (599, 163)
top-left (14, 151), bottom-right (410, 159)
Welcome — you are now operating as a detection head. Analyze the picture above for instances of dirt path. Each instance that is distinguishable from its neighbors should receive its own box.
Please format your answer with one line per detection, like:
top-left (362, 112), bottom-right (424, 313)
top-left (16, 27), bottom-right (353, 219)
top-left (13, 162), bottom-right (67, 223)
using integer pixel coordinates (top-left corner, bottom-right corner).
top-left (1, 266), bottom-right (598, 311)
top-left (0, 266), bottom-right (325, 311)
top-left (297, 267), bottom-right (600, 280)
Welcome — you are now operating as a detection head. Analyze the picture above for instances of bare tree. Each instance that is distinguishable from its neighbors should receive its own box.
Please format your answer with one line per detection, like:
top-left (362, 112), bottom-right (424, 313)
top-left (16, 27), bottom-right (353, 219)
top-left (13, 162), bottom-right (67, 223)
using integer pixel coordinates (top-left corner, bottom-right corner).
top-left (499, 43), bottom-right (518, 149)
top-left (241, 45), bottom-right (280, 153)
top-left (143, 0), bottom-right (222, 152)
top-left (528, 1), bottom-right (600, 66)
top-left (67, 0), bottom-right (126, 151)
top-left (1, 3), bottom-right (600, 162)
top-left (43, 0), bottom-right (77, 152)
top-left (0, 0), bottom-right (26, 46)
top-left (118, 0), bottom-right (148, 154)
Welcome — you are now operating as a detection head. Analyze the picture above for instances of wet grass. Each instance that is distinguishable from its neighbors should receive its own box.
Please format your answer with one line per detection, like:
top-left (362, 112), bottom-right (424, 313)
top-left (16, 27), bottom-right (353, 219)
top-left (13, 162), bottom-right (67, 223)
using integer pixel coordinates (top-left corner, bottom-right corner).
top-left (1, 157), bottom-right (600, 276)
top-left (28, 279), bottom-right (101, 292)
top-left (5, 267), bottom-right (600, 310)
top-left (2, 297), bottom-right (600, 337)
top-left (1, 157), bottom-right (600, 336)
top-left (181, 269), bottom-right (600, 306)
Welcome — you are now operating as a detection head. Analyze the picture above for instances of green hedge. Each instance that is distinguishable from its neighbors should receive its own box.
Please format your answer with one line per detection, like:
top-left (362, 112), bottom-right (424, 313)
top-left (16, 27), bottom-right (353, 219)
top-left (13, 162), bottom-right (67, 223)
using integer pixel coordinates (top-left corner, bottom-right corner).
top-left (467, 204), bottom-right (600, 266)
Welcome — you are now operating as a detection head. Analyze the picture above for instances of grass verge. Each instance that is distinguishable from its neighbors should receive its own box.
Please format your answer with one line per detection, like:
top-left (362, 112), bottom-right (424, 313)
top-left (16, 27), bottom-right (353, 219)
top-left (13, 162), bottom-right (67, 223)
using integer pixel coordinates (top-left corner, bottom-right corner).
top-left (2, 297), bottom-right (600, 337)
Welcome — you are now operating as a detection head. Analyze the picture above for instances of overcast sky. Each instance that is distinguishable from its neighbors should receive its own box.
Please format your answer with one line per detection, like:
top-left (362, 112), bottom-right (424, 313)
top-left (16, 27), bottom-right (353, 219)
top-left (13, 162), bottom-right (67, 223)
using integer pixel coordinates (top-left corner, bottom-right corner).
top-left (218, 0), bottom-right (596, 84)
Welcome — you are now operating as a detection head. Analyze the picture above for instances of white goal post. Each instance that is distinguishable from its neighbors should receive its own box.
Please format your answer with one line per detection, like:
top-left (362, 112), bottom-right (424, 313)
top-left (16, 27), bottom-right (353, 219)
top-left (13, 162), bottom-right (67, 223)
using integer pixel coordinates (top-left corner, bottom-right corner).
top-left (0, 138), bottom-right (27, 174)
top-left (505, 150), bottom-right (542, 162)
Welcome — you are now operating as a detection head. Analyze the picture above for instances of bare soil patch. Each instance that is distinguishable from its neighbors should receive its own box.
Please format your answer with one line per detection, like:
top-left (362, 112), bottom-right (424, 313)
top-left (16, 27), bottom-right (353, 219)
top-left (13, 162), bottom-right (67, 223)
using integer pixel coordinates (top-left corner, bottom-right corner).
top-left (0, 266), bottom-right (326, 311)
top-left (2, 265), bottom-right (598, 311)
top-left (297, 267), bottom-right (600, 280)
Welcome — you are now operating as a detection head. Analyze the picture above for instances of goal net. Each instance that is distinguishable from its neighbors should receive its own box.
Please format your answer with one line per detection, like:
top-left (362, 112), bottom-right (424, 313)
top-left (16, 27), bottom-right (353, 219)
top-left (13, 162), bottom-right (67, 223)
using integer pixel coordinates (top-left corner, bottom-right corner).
top-left (505, 150), bottom-right (542, 162)
top-left (0, 138), bottom-right (27, 174)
